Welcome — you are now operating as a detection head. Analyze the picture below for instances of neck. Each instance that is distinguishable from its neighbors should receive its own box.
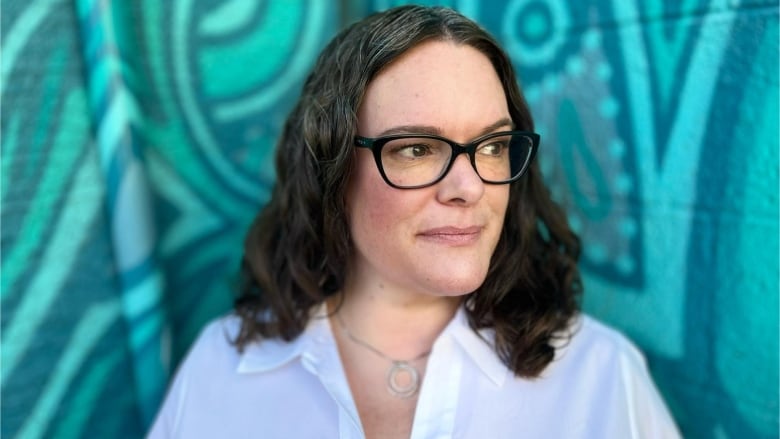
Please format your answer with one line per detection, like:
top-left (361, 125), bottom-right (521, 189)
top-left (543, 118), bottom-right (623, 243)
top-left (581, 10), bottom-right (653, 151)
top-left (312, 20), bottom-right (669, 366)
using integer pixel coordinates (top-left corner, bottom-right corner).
top-left (329, 280), bottom-right (462, 360)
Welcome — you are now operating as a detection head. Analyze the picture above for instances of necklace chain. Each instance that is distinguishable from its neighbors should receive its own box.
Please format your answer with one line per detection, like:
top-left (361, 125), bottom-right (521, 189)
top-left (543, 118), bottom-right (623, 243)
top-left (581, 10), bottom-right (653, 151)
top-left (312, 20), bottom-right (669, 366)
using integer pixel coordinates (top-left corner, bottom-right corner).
top-left (336, 314), bottom-right (431, 362)
top-left (335, 313), bottom-right (430, 398)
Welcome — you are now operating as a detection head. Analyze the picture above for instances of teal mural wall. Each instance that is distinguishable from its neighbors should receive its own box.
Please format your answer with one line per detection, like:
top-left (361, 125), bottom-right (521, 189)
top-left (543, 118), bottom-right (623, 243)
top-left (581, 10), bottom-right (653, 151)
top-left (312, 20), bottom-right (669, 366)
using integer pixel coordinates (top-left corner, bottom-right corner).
top-left (2, 0), bottom-right (777, 437)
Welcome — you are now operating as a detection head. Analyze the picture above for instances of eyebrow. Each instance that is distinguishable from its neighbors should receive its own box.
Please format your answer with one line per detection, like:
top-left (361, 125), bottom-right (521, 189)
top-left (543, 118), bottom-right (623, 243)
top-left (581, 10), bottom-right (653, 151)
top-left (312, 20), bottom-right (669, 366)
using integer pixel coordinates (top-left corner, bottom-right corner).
top-left (377, 117), bottom-right (515, 138)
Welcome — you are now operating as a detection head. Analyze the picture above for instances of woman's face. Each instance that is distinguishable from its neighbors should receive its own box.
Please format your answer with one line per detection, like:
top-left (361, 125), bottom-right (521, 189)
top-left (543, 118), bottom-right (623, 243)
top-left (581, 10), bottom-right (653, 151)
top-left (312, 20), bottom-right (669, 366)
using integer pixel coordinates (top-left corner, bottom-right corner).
top-left (347, 40), bottom-right (511, 300)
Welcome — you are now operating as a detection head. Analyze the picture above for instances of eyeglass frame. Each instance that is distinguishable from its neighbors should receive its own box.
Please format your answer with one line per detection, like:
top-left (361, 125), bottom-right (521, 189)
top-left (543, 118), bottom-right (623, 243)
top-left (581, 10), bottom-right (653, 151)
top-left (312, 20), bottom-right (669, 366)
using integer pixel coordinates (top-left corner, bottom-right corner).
top-left (353, 130), bottom-right (540, 189)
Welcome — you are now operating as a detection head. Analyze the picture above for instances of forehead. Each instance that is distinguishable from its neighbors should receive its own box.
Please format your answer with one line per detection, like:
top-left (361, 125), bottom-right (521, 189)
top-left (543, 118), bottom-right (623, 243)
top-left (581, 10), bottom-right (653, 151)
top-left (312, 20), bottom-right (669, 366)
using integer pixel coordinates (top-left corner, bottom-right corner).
top-left (357, 40), bottom-right (510, 140)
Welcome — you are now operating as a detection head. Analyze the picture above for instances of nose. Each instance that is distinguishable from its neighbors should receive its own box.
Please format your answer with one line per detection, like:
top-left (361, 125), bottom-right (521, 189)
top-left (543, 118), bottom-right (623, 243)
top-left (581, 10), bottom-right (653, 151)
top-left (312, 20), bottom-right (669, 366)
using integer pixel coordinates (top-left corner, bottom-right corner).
top-left (435, 154), bottom-right (484, 205)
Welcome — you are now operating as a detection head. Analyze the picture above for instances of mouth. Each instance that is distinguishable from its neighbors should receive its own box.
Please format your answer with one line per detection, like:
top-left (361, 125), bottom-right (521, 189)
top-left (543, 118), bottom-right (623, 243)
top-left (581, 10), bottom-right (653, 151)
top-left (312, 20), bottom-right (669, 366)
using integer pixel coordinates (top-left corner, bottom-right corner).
top-left (417, 226), bottom-right (483, 246)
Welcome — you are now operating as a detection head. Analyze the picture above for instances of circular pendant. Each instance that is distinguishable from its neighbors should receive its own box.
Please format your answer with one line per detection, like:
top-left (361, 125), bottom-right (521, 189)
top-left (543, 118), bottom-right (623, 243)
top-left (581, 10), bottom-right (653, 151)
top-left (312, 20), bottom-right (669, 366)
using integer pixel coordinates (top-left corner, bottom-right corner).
top-left (386, 361), bottom-right (420, 398)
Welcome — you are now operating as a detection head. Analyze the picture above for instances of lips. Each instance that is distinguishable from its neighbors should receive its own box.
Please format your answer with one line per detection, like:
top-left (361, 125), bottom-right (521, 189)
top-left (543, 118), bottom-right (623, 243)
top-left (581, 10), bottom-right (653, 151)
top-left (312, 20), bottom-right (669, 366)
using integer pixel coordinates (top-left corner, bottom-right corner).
top-left (417, 226), bottom-right (483, 245)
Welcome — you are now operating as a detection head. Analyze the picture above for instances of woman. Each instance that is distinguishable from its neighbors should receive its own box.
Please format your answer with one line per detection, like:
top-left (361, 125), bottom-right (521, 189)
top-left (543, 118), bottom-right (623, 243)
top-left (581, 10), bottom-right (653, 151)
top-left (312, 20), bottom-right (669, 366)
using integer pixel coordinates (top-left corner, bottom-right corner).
top-left (148, 5), bottom-right (679, 438)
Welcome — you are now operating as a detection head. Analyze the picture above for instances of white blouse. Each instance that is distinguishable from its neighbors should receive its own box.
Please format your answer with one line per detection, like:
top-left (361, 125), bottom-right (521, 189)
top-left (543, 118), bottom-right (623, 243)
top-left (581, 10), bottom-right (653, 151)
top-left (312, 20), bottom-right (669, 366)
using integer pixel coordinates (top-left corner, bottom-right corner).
top-left (147, 306), bottom-right (680, 438)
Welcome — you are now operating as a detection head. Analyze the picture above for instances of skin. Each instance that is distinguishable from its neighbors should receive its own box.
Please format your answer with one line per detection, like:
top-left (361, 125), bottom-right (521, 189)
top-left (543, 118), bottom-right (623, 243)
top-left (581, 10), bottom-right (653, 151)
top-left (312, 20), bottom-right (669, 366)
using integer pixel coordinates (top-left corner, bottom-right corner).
top-left (348, 41), bottom-right (511, 305)
top-left (332, 39), bottom-right (512, 438)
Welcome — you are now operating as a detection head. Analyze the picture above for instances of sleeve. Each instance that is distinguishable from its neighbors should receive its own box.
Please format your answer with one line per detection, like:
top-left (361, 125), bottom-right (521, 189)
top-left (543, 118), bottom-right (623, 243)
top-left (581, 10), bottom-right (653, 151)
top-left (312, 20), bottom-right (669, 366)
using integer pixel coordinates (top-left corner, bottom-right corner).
top-left (145, 337), bottom-right (196, 439)
top-left (619, 342), bottom-right (682, 439)
top-left (145, 319), bottom-right (232, 438)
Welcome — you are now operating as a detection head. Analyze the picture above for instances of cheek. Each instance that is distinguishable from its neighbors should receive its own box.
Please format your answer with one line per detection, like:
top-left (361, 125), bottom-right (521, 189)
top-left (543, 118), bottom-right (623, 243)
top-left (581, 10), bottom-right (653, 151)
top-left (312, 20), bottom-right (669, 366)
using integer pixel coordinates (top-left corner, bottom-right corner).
top-left (489, 186), bottom-right (511, 221)
top-left (347, 165), bottom-right (432, 261)
top-left (347, 157), bottom-right (397, 237)
top-left (351, 181), bottom-right (407, 238)
top-left (486, 186), bottom-right (511, 250)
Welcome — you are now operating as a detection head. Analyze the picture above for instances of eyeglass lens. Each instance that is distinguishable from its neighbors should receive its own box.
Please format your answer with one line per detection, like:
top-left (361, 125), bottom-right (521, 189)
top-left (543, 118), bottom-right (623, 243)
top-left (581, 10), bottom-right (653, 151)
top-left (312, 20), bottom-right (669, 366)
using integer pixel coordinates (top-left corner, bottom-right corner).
top-left (379, 133), bottom-right (533, 187)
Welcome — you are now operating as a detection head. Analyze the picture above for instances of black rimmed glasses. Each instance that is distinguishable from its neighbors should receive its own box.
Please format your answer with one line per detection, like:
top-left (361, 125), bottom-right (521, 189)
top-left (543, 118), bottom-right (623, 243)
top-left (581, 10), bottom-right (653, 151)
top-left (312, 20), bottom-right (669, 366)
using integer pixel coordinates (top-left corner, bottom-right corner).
top-left (354, 131), bottom-right (540, 189)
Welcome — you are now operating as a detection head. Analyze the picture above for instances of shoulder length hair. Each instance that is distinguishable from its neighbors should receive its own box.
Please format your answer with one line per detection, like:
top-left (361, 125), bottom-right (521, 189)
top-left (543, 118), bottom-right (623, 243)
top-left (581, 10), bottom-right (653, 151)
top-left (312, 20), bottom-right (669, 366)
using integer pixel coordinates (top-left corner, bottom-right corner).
top-left (234, 5), bottom-right (581, 377)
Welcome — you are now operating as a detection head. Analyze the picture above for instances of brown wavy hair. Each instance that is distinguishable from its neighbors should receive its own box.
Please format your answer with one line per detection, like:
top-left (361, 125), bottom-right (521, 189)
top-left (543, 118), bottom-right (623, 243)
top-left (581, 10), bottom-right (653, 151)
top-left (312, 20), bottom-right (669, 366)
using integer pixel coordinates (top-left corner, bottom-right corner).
top-left (234, 5), bottom-right (581, 377)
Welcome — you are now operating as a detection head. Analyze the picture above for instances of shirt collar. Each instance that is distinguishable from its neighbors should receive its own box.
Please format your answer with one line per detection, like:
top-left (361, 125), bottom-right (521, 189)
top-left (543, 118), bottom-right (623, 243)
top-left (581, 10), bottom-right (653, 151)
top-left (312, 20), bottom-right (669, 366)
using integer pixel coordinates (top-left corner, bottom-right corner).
top-left (236, 306), bottom-right (332, 374)
top-left (443, 306), bottom-right (509, 387)
top-left (235, 304), bottom-right (510, 387)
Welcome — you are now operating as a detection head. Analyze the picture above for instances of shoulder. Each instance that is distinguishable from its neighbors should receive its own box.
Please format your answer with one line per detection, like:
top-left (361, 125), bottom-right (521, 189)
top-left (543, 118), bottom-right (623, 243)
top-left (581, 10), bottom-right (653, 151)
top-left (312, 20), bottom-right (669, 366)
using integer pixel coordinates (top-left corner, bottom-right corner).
top-left (147, 316), bottom-right (243, 437)
top-left (543, 313), bottom-right (655, 389)
top-left (542, 314), bottom-right (681, 437)
top-left (559, 314), bottom-right (647, 368)
top-left (169, 315), bottom-right (247, 385)
top-left (171, 312), bottom-right (320, 384)
top-left (186, 315), bottom-right (242, 360)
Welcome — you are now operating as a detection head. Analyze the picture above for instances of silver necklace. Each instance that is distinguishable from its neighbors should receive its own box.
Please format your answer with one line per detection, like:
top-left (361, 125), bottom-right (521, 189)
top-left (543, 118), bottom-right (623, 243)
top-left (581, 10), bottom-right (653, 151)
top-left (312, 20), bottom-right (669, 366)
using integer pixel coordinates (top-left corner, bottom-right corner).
top-left (336, 314), bottom-right (430, 399)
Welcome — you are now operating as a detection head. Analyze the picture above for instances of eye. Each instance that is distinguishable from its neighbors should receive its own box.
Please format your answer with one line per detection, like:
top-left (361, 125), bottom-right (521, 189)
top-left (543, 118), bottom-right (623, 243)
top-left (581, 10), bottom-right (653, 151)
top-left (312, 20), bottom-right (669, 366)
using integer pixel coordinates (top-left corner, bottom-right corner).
top-left (386, 139), bottom-right (443, 160)
top-left (397, 144), bottom-right (431, 158)
top-left (477, 139), bottom-right (509, 157)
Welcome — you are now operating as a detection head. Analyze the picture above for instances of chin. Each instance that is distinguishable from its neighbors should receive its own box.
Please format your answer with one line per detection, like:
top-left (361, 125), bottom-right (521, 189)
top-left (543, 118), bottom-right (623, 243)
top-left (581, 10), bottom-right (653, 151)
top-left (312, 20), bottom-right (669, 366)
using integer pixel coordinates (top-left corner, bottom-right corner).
top-left (426, 272), bottom-right (489, 297)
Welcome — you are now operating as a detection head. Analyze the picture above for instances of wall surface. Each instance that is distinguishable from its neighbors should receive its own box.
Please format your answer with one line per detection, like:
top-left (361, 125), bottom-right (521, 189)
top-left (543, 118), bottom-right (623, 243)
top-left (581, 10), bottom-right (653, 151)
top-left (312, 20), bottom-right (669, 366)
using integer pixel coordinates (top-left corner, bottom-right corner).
top-left (2, 0), bottom-right (778, 437)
